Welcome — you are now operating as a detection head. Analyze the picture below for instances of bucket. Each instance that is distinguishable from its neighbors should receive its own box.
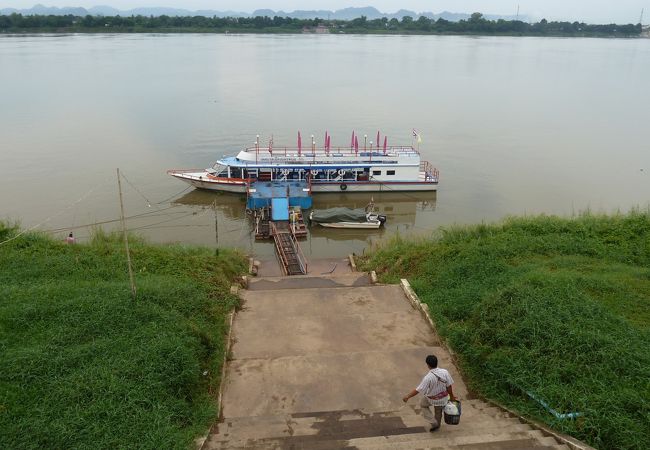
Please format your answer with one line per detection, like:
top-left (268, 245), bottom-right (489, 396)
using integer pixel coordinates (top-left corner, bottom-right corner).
top-left (443, 400), bottom-right (461, 425)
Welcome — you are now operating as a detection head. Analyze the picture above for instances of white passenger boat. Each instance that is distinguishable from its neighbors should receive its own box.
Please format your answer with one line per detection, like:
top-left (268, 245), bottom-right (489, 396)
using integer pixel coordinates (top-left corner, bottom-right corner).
top-left (168, 135), bottom-right (439, 193)
top-left (309, 208), bottom-right (387, 229)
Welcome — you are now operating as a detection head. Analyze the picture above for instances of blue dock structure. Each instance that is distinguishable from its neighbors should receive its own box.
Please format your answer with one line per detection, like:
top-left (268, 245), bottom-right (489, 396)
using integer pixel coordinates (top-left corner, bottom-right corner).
top-left (249, 182), bottom-right (309, 275)
top-left (246, 180), bottom-right (312, 210)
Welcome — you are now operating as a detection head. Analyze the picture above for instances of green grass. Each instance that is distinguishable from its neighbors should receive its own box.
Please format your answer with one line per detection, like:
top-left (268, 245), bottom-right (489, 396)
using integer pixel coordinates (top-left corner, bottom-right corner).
top-left (0, 224), bottom-right (247, 449)
top-left (360, 212), bottom-right (650, 450)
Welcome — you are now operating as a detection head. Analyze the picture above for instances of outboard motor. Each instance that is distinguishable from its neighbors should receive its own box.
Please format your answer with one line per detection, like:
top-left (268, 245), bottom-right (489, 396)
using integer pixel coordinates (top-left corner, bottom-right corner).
top-left (377, 215), bottom-right (387, 225)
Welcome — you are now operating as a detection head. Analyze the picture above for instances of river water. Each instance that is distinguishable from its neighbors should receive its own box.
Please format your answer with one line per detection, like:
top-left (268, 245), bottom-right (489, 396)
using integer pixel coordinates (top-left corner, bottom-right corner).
top-left (1, 34), bottom-right (649, 258)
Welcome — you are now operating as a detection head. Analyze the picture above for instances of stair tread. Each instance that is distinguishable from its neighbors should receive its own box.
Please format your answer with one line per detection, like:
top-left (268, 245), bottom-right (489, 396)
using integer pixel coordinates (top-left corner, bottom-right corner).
top-left (206, 430), bottom-right (552, 450)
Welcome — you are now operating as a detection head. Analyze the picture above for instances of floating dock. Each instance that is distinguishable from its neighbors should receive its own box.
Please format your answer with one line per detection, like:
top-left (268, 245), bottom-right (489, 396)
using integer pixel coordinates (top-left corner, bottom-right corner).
top-left (247, 180), bottom-right (312, 210)
top-left (249, 182), bottom-right (309, 275)
top-left (254, 206), bottom-right (307, 240)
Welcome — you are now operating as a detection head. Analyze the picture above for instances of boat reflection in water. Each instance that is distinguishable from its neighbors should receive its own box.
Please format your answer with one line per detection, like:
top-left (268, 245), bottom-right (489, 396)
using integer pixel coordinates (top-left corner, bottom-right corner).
top-left (173, 190), bottom-right (248, 220)
top-left (171, 190), bottom-right (437, 258)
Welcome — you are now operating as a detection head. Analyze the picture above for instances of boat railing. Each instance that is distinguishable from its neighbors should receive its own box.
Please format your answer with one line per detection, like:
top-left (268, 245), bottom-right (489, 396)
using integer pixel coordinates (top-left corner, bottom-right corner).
top-left (168, 169), bottom-right (253, 183)
top-left (419, 161), bottom-right (440, 182)
top-left (244, 146), bottom-right (421, 158)
top-left (167, 168), bottom-right (204, 176)
top-left (269, 222), bottom-right (288, 273)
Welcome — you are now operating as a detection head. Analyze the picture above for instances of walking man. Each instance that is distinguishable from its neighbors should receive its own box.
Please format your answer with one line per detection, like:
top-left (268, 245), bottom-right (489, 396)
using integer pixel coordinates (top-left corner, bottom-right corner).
top-left (403, 354), bottom-right (457, 432)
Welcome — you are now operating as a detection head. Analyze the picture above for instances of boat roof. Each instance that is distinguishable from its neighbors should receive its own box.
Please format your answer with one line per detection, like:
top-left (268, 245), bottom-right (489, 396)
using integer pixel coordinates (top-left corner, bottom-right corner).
top-left (217, 146), bottom-right (422, 168)
top-left (217, 156), bottom-right (418, 169)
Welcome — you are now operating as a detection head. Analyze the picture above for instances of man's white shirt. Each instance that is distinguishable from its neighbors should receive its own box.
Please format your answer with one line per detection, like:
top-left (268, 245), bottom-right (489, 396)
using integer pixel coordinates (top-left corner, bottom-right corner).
top-left (416, 368), bottom-right (454, 406)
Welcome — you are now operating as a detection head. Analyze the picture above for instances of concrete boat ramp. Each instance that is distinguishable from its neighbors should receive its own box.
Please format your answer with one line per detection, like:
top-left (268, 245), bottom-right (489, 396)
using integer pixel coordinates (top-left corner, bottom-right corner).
top-left (201, 260), bottom-right (586, 450)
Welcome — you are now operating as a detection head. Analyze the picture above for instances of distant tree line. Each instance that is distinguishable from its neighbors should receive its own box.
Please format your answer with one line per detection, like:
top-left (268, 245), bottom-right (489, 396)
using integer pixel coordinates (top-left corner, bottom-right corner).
top-left (0, 12), bottom-right (642, 36)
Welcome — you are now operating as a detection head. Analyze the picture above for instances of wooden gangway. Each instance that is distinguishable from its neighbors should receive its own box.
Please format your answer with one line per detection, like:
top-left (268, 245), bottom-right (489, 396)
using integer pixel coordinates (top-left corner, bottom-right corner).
top-left (270, 221), bottom-right (308, 276)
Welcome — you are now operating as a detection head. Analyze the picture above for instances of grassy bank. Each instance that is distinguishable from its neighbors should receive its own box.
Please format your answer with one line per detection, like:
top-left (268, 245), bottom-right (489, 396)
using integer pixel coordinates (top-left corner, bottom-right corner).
top-left (0, 223), bottom-right (246, 449)
top-left (360, 213), bottom-right (650, 450)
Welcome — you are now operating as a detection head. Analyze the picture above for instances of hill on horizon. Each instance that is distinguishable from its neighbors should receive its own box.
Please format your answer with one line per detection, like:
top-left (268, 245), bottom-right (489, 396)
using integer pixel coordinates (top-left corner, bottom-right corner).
top-left (0, 4), bottom-right (528, 22)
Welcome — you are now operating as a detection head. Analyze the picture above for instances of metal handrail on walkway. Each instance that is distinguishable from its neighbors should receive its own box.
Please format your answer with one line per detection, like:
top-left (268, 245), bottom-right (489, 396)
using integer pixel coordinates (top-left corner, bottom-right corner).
top-left (269, 222), bottom-right (289, 275)
top-left (289, 229), bottom-right (308, 275)
top-left (269, 221), bottom-right (308, 276)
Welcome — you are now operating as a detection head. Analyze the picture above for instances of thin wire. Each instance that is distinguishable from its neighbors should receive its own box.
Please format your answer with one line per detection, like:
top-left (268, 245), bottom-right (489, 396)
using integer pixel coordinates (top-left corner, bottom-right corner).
top-left (156, 185), bottom-right (192, 205)
top-left (0, 178), bottom-right (111, 246)
top-left (137, 224), bottom-right (212, 230)
top-left (128, 207), bottom-right (212, 232)
top-left (119, 170), bottom-right (156, 208)
top-left (127, 212), bottom-right (199, 231)
top-left (41, 205), bottom-right (183, 234)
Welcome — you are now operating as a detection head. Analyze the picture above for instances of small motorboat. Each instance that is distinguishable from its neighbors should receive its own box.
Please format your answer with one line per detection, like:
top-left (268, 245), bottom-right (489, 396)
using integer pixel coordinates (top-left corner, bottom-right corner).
top-left (309, 201), bottom-right (387, 229)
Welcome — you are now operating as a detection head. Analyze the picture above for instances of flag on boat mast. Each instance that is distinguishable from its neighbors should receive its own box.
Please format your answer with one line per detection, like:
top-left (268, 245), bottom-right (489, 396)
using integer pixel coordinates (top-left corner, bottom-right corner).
top-left (351, 130), bottom-right (355, 149)
top-left (354, 135), bottom-right (359, 154)
top-left (376, 131), bottom-right (380, 149)
top-left (298, 131), bottom-right (302, 156)
top-left (383, 136), bottom-right (387, 154)
top-left (269, 135), bottom-right (273, 154)
top-left (412, 128), bottom-right (422, 144)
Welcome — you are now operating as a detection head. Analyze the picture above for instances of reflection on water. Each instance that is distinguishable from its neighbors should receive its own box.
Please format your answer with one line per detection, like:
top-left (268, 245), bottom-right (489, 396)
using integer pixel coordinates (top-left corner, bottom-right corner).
top-left (173, 190), bottom-right (248, 220)
top-left (169, 189), bottom-right (438, 257)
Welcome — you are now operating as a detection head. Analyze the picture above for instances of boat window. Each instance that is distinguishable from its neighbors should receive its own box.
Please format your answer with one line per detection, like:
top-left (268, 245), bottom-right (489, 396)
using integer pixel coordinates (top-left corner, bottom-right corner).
top-left (211, 164), bottom-right (229, 177)
top-left (387, 170), bottom-right (396, 175)
top-left (372, 170), bottom-right (381, 176)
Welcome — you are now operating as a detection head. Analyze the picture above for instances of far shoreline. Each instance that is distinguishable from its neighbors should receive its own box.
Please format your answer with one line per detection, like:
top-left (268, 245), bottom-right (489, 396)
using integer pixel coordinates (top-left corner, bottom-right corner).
top-left (1, 29), bottom-right (646, 39)
top-left (1, 13), bottom-right (644, 39)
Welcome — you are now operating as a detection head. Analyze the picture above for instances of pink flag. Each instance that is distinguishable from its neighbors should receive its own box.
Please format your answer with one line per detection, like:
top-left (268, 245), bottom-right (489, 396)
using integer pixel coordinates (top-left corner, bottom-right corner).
top-left (354, 135), bottom-right (359, 152)
top-left (326, 134), bottom-right (331, 152)
top-left (376, 131), bottom-right (380, 149)
top-left (383, 136), bottom-right (387, 154)
top-left (269, 136), bottom-right (273, 154)
top-left (325, 131), bottom-right (329, 151)
top-left (298, 131), bottom-right (302, 156)
top-left (351, 131), bottom-right (355, 149)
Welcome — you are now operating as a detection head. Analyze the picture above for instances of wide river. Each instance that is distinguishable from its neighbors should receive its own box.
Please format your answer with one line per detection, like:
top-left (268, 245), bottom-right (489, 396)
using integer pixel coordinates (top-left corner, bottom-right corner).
top-left (1, 34), bottom-right (649, 258)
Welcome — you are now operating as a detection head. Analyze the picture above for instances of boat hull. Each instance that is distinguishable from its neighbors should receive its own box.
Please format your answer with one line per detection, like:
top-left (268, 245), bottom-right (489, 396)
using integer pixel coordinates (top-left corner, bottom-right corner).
top-left (170, 173), bottom-right (437, 194)
top-left (318, 222), bottom-right (382, 229)
top-left (311, 181), bottom-right (437, 192)
top-left (168, 172), bottom-right (248, 193)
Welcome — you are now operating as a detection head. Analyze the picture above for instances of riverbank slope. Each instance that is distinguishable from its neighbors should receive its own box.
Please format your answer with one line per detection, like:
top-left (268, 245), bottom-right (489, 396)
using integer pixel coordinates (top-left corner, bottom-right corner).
top-left (360, 213), bottom-right (650, 450)
top-left (0, 224), bottom-right (246, 449)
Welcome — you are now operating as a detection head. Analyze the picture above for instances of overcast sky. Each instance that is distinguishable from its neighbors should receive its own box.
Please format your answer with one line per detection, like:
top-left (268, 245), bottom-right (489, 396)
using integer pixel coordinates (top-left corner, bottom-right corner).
top-left (2, 1), bottom-right (648, 24)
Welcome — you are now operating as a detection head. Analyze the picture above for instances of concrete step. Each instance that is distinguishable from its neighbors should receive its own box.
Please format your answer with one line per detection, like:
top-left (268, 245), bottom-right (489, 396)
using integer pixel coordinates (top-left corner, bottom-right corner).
top-left (221, 347), bottom-right (469, 417)
top-left (212, 405), bottom-right (520, 431)
top-left (447, 439), bottom-right (563, 450)
top-left (231, 310), bottom-right (438, 359)
top-left (210, 410), bottom-right (533, 444)
top-left (342, 429), bottom-right (548, 449)
top-left (537, 436), bottom-right (572, 449)
top-left (240, 284), bottom-right (415, 316)
top-left (247, 273), bottom-right (371, 290)
top-left (207, 429), bottom-right (556, 450)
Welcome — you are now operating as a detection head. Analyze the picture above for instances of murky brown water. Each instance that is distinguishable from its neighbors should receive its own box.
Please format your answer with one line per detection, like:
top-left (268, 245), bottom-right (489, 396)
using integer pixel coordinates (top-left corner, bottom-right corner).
top-left (1, 34), bottom-right (649, 257)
